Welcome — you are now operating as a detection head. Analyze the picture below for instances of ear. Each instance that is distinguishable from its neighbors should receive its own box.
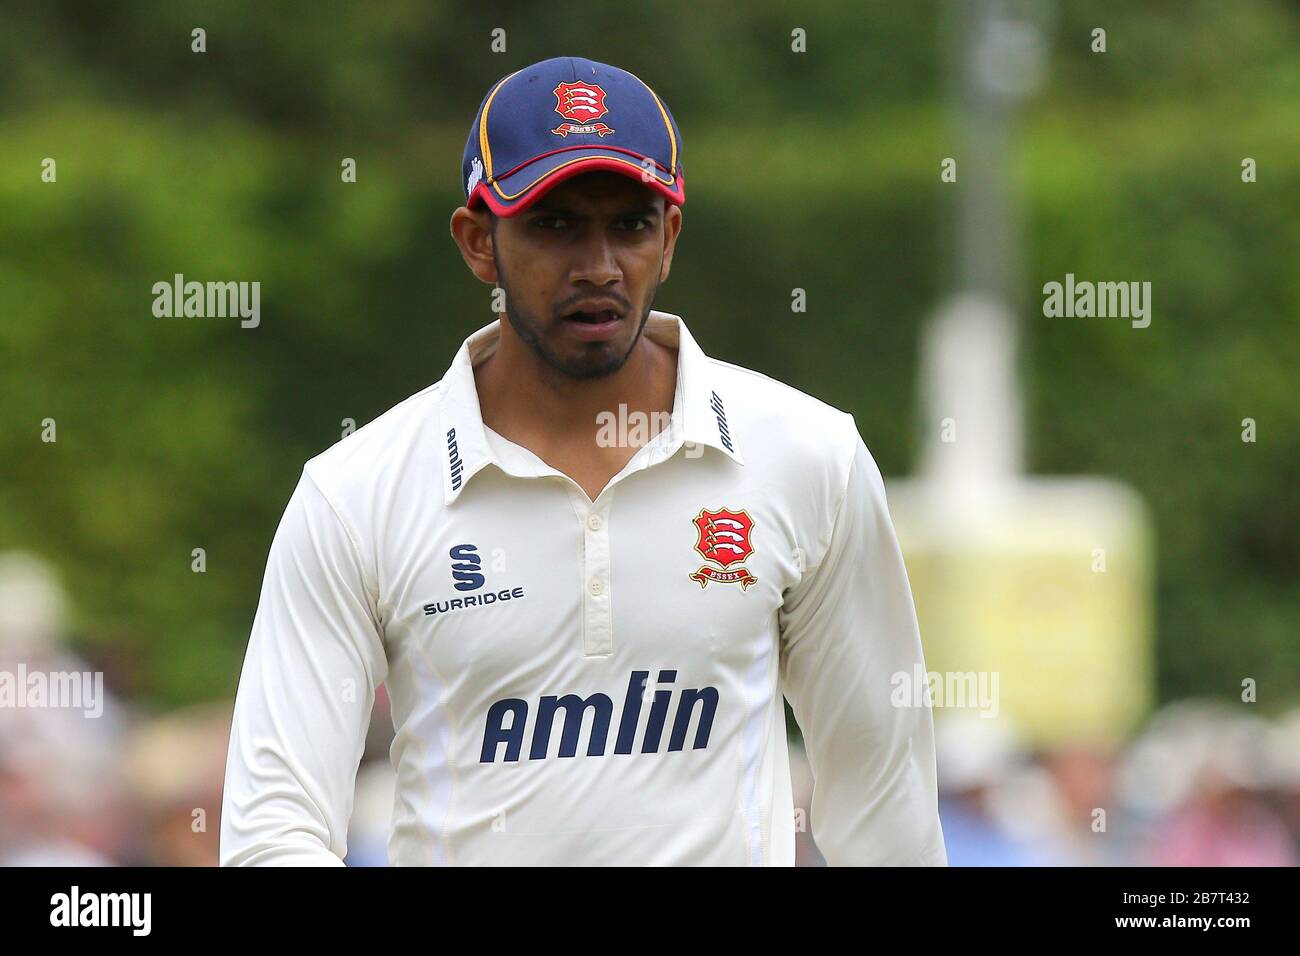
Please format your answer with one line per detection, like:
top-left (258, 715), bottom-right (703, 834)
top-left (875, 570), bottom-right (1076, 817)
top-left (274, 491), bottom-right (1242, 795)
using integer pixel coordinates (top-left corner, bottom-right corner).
top-left (659, 203), bottom-right (682, 283)
top-left (450, 207), bottom-right (500, 284)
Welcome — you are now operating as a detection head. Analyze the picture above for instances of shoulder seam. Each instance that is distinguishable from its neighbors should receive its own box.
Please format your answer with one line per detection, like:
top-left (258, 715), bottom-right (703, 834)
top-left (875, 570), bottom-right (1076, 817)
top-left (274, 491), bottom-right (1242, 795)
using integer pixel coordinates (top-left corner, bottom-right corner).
top-left (301, 464), bottom-right (382, 613)
top-left (807, 413), bottom-right (860, 576)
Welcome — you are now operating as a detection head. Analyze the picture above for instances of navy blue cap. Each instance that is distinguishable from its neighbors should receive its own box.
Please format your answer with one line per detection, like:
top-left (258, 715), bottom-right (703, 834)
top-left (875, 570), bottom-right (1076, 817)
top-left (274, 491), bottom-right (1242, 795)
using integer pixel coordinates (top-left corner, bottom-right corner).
top-left (462, 56), bottom-right (685, 217)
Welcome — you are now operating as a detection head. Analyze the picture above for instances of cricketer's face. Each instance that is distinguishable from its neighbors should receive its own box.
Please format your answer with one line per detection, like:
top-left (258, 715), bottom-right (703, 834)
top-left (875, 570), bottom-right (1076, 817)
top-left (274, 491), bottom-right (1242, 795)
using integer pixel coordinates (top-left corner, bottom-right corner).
top-left (488, 171), bottom-right (682, 379)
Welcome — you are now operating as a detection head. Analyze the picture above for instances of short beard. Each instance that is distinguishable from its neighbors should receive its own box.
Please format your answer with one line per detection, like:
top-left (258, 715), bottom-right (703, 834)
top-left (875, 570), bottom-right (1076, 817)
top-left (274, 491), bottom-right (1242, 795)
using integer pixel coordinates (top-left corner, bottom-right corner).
top-left (493, 244), bottom-right (659, 380)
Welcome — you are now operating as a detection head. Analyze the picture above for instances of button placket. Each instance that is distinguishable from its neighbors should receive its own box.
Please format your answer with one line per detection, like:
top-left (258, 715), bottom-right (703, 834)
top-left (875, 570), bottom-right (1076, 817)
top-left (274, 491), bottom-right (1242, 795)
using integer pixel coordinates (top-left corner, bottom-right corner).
top-left (571, 487), bottom-right (614, 657)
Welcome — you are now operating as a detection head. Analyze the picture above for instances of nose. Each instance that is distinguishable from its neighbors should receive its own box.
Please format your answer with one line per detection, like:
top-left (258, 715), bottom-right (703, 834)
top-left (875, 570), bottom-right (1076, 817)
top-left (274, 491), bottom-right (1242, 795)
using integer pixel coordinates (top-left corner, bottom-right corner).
top-left (570, 230), bottom-right (623, 288)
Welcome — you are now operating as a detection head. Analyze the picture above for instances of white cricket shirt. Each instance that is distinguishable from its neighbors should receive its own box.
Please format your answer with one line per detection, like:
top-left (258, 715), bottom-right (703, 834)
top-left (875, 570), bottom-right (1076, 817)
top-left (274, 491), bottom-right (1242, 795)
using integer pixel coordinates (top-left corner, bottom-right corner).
top-left (220, 311), bottom-right (947, 866)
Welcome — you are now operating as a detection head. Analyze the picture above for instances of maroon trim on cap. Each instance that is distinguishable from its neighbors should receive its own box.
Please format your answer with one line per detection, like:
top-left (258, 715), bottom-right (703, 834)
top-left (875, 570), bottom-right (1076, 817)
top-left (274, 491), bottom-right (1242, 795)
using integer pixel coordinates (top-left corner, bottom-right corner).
top-left (470, 156), bottom-right (686, 217)
top-left (488, 144), bottom-right (675, 184)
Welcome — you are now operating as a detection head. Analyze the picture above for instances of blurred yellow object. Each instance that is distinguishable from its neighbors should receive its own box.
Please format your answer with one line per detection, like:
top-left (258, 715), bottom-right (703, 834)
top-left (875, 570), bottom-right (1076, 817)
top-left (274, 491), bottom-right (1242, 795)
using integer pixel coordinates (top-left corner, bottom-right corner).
top-left (889, 476), bottom-right (1154, 749)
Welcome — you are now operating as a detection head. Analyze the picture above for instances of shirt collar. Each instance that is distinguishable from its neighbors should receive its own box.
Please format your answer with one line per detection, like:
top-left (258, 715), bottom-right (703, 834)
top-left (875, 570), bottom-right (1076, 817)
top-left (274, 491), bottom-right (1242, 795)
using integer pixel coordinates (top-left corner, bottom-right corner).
top-left (437, 309), bottom-right (744, 505)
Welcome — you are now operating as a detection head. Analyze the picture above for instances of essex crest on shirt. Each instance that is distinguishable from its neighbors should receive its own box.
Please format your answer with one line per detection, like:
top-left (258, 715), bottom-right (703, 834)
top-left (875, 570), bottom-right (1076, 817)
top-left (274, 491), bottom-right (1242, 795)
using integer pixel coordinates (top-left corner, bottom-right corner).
top-left (689, 507), bottom-right (758, 590)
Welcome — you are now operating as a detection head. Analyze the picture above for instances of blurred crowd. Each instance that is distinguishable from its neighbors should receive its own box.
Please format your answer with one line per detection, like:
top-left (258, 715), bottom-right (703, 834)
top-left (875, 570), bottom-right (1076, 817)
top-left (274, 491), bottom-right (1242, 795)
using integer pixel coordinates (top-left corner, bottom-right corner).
top-left (1, 550), bottom-right (1296, 867)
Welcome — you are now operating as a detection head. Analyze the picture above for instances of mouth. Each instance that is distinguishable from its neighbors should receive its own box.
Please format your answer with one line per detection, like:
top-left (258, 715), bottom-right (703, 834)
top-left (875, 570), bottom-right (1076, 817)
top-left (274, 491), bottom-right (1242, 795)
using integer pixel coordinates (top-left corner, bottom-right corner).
top-left (564, 309), bottom-right (621, 324)
top-left (561, 309), bottom-right (624, 340)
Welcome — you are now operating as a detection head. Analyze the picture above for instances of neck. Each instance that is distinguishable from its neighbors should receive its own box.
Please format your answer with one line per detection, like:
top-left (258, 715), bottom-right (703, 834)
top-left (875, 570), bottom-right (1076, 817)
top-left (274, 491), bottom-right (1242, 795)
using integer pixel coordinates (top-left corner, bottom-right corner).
top-left (474, 312), bottom-right (678, 448)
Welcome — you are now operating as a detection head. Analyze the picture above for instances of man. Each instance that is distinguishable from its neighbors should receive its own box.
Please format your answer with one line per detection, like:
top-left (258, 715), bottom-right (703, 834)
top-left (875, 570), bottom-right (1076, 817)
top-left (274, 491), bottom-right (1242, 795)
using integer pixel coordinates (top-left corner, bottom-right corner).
top-left (220, 56), bottom-right (947, 866)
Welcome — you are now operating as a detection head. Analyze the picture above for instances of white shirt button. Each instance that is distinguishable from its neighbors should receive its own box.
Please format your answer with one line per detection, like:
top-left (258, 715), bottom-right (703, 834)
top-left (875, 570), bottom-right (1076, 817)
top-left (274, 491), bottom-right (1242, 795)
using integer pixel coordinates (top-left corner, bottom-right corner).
top-left (588, 514), bottom-right (603, 531)
top-left (589, 577), bottom-right (603, 596)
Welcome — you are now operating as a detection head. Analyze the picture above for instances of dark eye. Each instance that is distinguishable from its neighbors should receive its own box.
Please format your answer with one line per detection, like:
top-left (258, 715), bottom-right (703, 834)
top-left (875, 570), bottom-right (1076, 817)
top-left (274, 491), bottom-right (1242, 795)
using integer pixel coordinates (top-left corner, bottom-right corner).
top-left (619, 218), bottom-right (650, 232)
top-left (533, 216), bottom-right (568, 229)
